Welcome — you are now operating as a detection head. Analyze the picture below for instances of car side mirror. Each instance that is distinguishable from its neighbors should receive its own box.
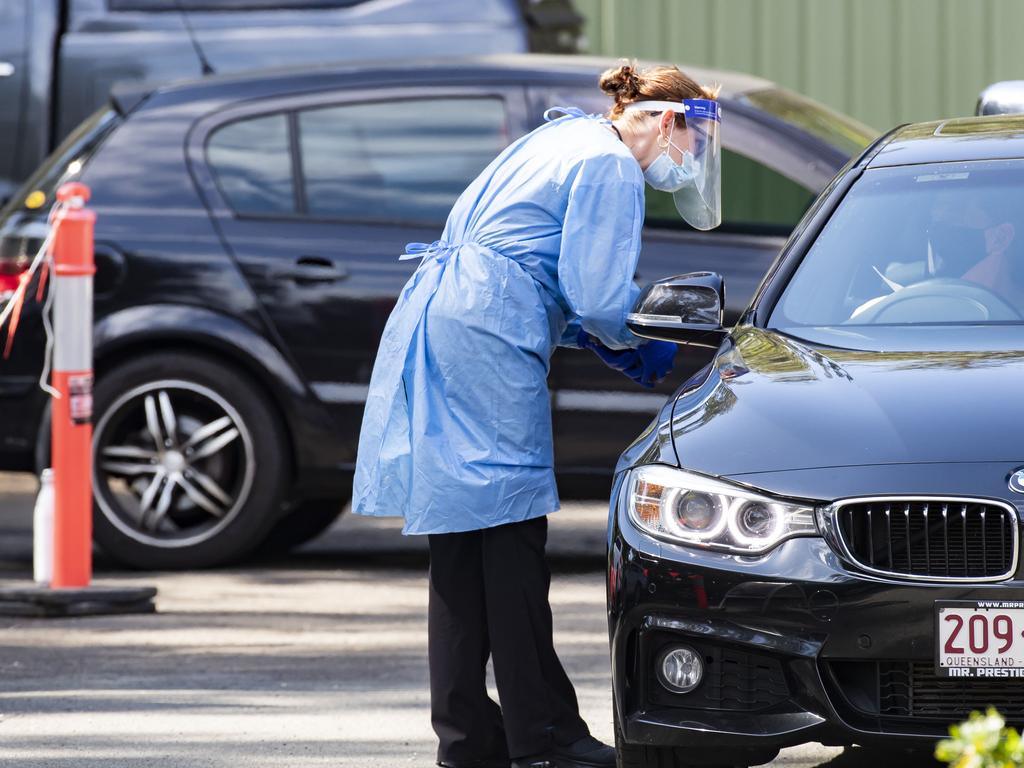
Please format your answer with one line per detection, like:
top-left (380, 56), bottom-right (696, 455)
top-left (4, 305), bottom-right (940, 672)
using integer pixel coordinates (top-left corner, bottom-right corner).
top-left (627, 272), bottom-right (728, 349)
top-left (976, 80), bottom-right (1024, 116)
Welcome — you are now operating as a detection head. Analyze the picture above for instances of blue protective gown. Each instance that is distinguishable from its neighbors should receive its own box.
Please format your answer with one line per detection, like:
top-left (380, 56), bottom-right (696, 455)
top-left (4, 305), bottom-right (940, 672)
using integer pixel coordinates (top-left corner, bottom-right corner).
top-left (352, 109), bottom-right (645, 534)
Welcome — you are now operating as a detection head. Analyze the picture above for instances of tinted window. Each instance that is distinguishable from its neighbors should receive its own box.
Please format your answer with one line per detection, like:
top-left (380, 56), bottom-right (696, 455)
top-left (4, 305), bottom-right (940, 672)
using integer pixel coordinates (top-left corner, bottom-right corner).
top-left (771, 160), bottom-right (1024, 330)
top-left (646, 149), bottom-right (815, 234)
top-left (739, 88), bottom-right (877, 156)
top-left (298, 97), bottom-right (507, 222)
top-left (208, 114), bottom-right (294, 215)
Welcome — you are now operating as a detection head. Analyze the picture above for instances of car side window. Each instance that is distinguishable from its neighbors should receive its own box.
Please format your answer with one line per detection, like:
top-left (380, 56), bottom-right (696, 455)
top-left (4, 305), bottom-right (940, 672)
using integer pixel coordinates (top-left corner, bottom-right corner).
top-left (646, 149), bottom-right (816, 235)
top-left (208, 113), bottom-right (295, 215)
top-left (296, 97), bottom-right (508, 223)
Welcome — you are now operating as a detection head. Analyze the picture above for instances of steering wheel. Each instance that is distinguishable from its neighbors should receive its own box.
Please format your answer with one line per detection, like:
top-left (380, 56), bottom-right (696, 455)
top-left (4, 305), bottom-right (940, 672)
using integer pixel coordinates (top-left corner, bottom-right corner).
top-left (848, 278), bottom-right (1023, 324)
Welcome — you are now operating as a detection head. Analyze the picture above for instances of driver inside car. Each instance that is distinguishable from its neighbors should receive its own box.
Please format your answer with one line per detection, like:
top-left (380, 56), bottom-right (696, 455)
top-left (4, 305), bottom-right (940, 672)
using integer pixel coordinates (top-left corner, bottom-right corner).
top-left (855, 194), bottom-right (1023, 321)
top-left (927, 196), bottom-right (1021, 306)
top-left (958, 222), bottom-right (1022, 308)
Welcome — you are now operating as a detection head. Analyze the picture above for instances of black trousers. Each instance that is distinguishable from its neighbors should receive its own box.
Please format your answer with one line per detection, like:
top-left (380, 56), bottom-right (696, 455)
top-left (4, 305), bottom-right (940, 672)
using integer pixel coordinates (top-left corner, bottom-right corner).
top-left (427, 516), bottom-right (590, 764)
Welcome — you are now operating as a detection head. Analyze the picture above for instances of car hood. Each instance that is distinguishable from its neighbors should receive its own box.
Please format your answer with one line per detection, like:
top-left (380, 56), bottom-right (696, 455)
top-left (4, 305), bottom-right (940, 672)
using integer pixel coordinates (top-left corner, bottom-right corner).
top-left (670, 326), bottom-right (1024, 477)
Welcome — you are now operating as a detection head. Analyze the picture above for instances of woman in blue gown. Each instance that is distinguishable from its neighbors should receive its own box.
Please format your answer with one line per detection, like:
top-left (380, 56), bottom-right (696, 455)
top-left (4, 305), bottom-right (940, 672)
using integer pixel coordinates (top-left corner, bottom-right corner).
top-left (353, 62), bottom-right (720, 768)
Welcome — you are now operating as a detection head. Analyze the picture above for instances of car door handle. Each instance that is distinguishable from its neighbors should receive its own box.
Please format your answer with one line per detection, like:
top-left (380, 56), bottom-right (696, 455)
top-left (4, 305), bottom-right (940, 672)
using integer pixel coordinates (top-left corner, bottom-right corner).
top-left (284, 256), bottom-right (348, 283)
top-left (0, 62), bottom-right (14, 78)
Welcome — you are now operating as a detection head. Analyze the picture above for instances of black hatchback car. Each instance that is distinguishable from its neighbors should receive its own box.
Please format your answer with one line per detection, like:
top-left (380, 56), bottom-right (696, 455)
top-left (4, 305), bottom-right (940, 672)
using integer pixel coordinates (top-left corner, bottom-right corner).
top-left (0, 54), bottom-right (874, 569)
top-left (610, 116), bottom-right (1024, 767)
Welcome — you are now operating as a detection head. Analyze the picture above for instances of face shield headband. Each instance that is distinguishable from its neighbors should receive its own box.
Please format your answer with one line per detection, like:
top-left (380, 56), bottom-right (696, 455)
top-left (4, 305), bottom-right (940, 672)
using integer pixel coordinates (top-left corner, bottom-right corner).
top-left (625, 98), bottom-right (722, 230)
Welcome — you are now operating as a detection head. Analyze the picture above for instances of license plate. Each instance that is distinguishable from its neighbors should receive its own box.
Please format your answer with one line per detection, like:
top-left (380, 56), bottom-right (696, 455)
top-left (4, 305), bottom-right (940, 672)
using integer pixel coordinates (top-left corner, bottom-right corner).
top-left (936, 600), bottom-right (1024, 678)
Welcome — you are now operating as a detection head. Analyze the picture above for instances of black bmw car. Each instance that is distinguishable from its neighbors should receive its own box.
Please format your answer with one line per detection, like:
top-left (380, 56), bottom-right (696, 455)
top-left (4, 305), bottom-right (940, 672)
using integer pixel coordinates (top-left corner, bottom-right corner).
top-left (610, 115), bottom-right (1024, 767)
top-left (0, 54), bottom-right (874, 568)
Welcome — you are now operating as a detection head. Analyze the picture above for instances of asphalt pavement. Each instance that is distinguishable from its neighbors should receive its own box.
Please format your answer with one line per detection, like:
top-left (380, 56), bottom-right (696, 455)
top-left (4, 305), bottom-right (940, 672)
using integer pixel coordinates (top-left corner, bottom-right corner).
top-left (0, 472), bottom-right (937, 767)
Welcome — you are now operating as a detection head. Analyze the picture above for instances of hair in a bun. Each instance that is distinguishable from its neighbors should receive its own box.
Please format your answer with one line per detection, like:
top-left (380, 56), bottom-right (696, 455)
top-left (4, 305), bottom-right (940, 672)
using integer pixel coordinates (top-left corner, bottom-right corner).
top-left (599, 62), bottom-right (642, 101)
top-left (598, 60), bottom-right (719, 119)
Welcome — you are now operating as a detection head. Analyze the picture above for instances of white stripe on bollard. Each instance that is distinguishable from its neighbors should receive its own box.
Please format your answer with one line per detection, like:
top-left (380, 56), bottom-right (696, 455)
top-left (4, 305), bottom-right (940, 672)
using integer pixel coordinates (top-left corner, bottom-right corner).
top-left (52, 276), bottom-right (93, 372)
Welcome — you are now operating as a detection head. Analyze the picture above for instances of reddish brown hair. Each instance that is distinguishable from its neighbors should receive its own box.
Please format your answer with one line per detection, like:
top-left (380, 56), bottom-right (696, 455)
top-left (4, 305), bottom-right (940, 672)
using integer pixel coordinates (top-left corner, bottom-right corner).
top-left (599, 61), bottom-right (719, 124)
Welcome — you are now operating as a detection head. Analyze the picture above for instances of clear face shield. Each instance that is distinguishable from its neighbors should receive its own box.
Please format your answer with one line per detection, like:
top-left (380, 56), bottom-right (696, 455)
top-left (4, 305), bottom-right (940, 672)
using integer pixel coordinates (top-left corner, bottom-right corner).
top-left (625, 99), bottom-right (722, 230)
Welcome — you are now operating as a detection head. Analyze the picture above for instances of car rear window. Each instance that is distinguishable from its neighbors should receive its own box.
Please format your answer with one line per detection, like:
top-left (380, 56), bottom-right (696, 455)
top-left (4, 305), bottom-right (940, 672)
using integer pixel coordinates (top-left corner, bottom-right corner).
top-left (297, 97), bottom-right (507, 222)
top-left (206, 96), bottom-right (509, 223)
top-left (771, 159), bottom-right (1024, 330)
top-left (207, 114), bottom-right (295, 215)
top-left (739, 88), bottom-right (877, 156)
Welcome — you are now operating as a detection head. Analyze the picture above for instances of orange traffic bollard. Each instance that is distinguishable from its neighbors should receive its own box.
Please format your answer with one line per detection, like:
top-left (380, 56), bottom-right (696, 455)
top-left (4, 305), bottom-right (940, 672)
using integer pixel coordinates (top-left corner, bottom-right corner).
top-left (0, 182), bottom-right (155, 616)
top-left (49, 182), bottom-right (96, 589)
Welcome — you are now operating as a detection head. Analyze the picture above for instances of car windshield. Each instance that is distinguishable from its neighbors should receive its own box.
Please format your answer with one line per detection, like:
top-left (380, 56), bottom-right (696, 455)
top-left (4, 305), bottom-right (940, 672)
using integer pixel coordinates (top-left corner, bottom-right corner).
top-left (739, 88), bottom-right (876, 155)
top-left (770, 159), bottom-right (1024, 333)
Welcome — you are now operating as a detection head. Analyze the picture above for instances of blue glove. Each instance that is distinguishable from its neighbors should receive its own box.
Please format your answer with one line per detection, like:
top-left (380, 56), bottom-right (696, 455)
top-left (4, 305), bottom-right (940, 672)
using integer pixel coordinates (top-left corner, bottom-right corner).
top-left (578, 331), bottom-right (676, 389)
top-left (635, 339), bottom-right (677, 388)
top-left (577, 329), bottom-right (640, 372)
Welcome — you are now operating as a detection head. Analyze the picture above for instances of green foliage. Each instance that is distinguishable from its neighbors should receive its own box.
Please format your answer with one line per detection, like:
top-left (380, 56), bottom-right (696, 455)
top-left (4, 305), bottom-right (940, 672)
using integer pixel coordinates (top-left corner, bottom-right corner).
top-left (937, 709), bottom-right (1024, 768)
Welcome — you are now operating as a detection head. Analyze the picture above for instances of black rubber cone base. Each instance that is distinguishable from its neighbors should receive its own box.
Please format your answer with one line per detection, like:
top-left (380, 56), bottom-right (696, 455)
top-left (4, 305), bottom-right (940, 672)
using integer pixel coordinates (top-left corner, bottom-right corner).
top-left (0, 583), bottom-right (157, 617)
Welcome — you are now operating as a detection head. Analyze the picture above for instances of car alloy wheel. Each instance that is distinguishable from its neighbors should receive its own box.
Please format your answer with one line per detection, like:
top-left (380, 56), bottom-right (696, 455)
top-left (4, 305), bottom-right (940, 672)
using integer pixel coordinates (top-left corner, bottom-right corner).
top-left (93, 379), bottom-right (256, 549)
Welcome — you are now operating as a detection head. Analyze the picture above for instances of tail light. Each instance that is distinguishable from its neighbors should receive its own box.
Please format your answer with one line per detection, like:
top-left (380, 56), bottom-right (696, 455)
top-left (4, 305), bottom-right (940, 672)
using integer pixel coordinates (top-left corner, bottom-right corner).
top-left (0, 229), bottom-right (46, 300)
top-left (0, 259), bottom-right (29, 298)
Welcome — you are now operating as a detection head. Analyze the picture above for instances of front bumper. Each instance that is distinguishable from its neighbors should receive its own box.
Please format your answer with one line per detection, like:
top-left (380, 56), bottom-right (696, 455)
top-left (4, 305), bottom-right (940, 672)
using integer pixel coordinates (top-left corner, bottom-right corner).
top-left (608, 485), bottom-right (1024, 753)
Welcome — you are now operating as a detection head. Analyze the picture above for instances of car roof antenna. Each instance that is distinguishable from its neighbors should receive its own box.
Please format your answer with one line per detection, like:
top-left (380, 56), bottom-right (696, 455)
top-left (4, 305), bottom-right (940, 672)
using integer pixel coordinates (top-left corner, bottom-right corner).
top-left (173, 0), bottom-right (216, 76)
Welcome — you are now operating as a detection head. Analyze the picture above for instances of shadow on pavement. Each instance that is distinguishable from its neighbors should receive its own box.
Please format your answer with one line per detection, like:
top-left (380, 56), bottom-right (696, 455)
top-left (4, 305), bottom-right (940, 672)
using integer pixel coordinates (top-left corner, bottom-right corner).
top-left (0, 471), bottom-right (608, 576)
top-left (0, 736), bottom-right (438, 768)
top-left (0, 473), bottom-right (947, 768)
top-left (814, 746), bottom-right (939, 767)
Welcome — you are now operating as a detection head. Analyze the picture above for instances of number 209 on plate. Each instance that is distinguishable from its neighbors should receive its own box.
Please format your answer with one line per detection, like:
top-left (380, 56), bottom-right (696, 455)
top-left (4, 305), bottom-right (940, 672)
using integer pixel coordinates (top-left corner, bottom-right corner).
top-left (936, 601), bottom-right (1024, 678)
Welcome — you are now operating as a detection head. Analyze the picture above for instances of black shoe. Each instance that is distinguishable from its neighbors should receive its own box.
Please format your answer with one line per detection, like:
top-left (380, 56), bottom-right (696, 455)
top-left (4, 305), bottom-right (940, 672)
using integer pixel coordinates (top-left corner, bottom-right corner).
top-left (511, 735), bottom-right (616, 768)
top-left (438, 760), bottom-right (510, 768)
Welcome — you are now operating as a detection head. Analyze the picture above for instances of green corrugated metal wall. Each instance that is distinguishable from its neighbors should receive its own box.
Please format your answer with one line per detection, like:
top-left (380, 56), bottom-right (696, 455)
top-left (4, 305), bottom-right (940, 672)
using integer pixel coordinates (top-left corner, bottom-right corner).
top-left (573, 0), bottom-right (1024, 131)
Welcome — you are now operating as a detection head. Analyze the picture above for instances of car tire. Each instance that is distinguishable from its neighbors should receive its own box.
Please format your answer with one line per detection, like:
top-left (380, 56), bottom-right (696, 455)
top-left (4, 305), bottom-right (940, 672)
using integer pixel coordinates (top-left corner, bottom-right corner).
top-left (90, 351), bottom-right (288, 569)
top-left (614, 702), bottom-right (753, 768)
top-left (256, 496), bottom-right (347, 555)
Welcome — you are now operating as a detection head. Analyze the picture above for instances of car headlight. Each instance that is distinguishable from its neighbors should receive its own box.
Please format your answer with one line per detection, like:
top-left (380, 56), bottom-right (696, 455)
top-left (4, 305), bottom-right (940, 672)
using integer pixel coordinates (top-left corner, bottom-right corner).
top-left (626, 465), bottom-right (818, 554)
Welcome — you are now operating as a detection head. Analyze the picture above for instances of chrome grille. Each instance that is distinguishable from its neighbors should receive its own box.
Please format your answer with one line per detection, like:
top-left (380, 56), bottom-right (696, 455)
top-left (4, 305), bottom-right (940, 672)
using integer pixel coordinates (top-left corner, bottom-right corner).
top-left (833, 497), bottom-right (1018, 581)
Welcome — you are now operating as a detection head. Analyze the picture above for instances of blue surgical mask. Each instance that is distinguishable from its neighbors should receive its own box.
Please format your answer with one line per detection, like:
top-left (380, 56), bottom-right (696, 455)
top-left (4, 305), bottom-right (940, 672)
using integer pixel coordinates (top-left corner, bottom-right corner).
top-left (644, 149), bottom-right (698, 193)
top-left (643, 124), bottom-right (698, 193)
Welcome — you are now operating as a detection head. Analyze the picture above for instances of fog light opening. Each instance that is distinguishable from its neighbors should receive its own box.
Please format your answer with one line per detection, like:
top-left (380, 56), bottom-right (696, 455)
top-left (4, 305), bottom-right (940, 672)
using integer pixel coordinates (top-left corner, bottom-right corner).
top-left (656, 645), bottom-right (704, 694)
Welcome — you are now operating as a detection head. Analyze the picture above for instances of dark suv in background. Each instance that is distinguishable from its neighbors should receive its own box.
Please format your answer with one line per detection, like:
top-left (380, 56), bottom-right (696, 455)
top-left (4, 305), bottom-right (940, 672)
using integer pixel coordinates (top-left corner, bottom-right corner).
top-left (0, 0), bottom-right (581, 203)
top-left (0, 54), bottom-right (875, 569)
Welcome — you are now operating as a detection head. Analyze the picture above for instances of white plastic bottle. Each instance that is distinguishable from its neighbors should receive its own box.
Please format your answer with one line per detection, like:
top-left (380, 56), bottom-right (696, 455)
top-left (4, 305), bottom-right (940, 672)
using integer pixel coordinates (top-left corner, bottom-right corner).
top-left (33, 468), bottom-right (54, 585)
